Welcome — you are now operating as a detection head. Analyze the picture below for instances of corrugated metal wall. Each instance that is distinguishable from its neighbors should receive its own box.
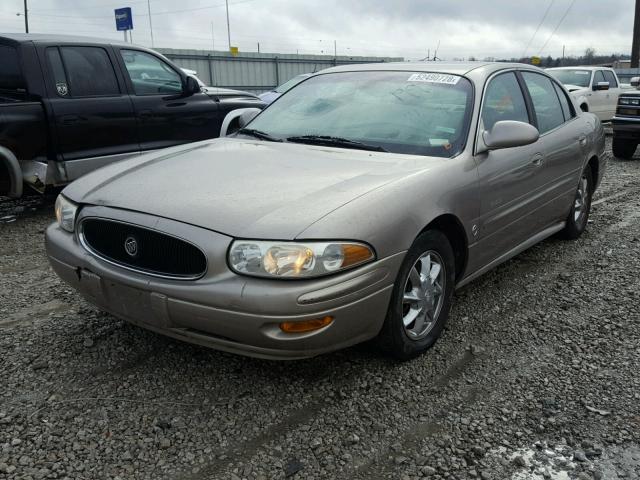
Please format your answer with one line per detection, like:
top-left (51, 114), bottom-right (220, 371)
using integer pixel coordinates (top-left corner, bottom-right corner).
top-left (156, 48), bottom-right (403, 93)
top-left (615, 68), bottom-right (640, 83)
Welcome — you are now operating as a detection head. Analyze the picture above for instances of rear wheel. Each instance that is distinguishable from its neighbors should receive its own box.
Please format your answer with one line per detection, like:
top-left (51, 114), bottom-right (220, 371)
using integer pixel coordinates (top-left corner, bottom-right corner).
top-left (612, 138), bottom-right (637, 159)
top-left (377, 230), bottom-right (455, 360)
top-left (560, 167), bottom-right (593, 240)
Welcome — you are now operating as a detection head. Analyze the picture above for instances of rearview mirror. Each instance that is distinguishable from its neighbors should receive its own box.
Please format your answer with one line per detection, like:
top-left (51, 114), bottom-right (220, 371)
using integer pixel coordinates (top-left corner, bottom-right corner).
top-left (220, 108), bottom-right (262, 136)
top-left (631, 77), bottom-right (640, 88)
top-left (593, 81), bottom-right (610, 91)
top-left (482, 120), bottom-right (539, 151)
top-left (183, 76), bottom-right (201, 96)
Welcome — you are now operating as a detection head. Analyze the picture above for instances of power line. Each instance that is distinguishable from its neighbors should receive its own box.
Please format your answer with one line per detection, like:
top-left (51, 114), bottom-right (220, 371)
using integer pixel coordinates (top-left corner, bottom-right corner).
top-left (521, 0), bottom-right (554, 57)
top-left (538, 0), bottom-right (577, 56)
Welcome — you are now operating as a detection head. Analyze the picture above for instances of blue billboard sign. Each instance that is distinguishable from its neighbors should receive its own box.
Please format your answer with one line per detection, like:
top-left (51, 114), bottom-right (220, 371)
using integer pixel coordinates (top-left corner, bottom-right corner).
top-left (114, 7), bottom-right (133, 31)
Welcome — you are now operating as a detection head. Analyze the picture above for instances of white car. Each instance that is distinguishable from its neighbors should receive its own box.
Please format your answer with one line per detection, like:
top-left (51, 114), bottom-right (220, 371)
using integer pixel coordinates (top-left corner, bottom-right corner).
top-left (547, 66), bottom-right (621, 121)
top-left (180, 68), bottom-right (259, 99)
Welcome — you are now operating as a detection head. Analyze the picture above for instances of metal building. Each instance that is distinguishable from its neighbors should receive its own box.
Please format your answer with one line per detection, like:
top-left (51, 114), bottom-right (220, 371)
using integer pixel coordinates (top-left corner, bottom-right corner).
top-left (156, 48), bottom-right (404, 93)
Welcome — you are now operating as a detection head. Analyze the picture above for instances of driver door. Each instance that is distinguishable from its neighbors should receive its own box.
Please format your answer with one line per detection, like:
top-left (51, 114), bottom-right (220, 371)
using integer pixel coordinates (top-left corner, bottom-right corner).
top-left (471, 71), bottom-right (546, 271)
top-left (115, 48), bottom-right (221, 151)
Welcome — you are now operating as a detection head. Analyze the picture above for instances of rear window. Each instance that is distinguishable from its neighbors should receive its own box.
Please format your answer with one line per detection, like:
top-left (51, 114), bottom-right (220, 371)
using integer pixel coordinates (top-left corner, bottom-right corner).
top-left (0, 45), bottom-right (25, 91)
top-left (59, 46), bottom-right (120, 97)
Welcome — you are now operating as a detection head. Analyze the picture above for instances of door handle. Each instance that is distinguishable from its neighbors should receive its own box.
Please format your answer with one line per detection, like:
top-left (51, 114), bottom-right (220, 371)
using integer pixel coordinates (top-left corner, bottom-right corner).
top-left (531, 153), bottom-right (544, 166)
top-left (138, 110), bottom-right (153, 119)
top-left (578, 135), bottom-right (587, 146)
top-left (61, 114), bottom-right (81, 125)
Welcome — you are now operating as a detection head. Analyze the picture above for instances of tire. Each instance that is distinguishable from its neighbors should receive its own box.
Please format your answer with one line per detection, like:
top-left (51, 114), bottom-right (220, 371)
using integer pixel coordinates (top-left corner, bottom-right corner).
top-left (612, 138), bottom-right (637, 160)
top-left (377, 230), bottom-right (455, 360)
top-left (560, 166), bottom-right (593, 240)
top-left (580, 104), bottom-right (589, 112)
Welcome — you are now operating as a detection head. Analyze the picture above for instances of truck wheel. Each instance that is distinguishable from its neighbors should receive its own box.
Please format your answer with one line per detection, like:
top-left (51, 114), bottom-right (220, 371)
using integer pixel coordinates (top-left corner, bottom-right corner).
top-left (377, 230), bottom-right (455, 360)
top-left (0, 162), bottom-right (9, 196)
top-left (612, 138), bottom-right (637, 159)
top-left (560, 167), bottom-right (593, 240)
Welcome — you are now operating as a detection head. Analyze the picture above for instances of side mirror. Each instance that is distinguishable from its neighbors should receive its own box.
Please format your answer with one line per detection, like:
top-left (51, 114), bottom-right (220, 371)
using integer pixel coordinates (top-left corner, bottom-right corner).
top-left (183, 76), bottom-right (201, 96)
top-left (482, 120), bottom-right (539, 151)
top-left (593, 81), bottom-right (610, 91)
top-left (631, 77), bottom-right (640, 88)
top-left (220, 108), bottom-right (262, 136)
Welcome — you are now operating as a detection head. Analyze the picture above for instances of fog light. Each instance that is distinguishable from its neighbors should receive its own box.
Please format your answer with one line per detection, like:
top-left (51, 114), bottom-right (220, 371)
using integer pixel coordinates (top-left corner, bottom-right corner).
top-left (279, 316), bottom-right (334, 333)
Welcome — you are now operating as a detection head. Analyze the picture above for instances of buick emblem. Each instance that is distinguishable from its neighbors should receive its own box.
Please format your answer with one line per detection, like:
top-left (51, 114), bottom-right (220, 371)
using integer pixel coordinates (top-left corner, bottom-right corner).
top-left (124, 236), bottom-right (138, 257)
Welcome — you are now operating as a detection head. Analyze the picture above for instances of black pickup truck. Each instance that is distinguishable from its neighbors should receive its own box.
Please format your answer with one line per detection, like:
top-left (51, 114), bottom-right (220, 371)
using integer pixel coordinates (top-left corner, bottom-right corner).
top-left (612, 90), bottom-right (640, 159)
top-left (0, 34), bottom-right (265, 198)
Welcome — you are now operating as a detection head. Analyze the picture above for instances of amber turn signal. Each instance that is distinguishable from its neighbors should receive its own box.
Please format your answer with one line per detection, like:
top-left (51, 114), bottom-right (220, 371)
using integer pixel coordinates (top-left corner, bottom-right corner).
top-left (342, 244), bottom-right (374, 267)
top-left (279, 316), bottom-right (334, 333)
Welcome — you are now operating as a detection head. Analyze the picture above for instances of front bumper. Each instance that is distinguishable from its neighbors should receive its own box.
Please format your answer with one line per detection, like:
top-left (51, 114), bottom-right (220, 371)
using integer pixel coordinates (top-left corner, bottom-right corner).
top-left (45, 207), bottom-right (403, 360)
top-left (612, 116), bottom-right (640, 140)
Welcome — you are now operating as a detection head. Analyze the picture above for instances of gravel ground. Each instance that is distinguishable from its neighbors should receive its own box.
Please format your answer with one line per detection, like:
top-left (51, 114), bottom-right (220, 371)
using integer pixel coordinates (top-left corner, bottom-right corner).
top-left (1, 138), bottom-right (639, 480)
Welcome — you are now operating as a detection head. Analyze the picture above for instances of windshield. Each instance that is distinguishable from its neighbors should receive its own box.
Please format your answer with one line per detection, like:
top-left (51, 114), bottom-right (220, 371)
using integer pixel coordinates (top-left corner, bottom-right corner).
top-left (247, 71), bottom-right (474, 157)
top-left (548, 69), bottom-right (592, 88)
top-left (274, 74), bottom-right (309, 93)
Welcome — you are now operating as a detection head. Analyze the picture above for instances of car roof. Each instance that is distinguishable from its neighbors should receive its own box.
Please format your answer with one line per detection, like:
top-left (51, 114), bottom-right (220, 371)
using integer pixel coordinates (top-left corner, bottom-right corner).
top-left (0, 33), bottom-right (133, 48)
top-left (546, 66), bottom-right (611, 71)
top-left (320, 61), bottom-right (544, 76)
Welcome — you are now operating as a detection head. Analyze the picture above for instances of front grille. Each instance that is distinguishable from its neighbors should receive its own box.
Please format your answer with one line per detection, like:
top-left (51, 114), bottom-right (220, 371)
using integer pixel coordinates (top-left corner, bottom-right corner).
top-left (80, 218), bottom-right (207, 279)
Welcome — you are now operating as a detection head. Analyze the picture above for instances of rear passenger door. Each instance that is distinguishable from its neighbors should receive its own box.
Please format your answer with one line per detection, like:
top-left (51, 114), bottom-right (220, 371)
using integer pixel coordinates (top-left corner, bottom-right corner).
top-left (42, 45), bottom-right (139, 171)
top-left (520, 71), bottom-right (584, 228)
top-left (115, 49), bottom-right (222, 151)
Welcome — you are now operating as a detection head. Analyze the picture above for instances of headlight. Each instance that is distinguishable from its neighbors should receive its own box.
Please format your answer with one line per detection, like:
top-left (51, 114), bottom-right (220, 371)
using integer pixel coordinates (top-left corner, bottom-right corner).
top-left (228, 240), bottom-right (375, 278)
top-left (54, 195), bottom-right (78, 232)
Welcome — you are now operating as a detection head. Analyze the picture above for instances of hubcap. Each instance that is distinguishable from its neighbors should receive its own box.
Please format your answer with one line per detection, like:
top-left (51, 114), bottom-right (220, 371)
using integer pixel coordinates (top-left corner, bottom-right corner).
top-left (402, 250), bottom-right (445, 340)
top-left (574, 175), bottom-right (589, 223)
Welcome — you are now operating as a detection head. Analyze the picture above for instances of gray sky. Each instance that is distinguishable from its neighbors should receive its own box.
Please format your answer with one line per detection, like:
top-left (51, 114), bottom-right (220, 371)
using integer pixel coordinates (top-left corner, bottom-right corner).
top-left (0, 0), bottom-right (634, 60)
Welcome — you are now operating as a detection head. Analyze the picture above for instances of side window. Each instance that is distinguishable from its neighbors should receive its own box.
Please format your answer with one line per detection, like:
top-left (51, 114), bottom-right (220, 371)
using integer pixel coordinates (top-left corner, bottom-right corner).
top-left (593, 70), bottom-right (606, 86)
top-left (553, 82), bottom-right (575, 121)
top-left (521, 72), bottom-right (565, 134)
top-left (59, 47), bottom-right (120, 97)
top-left (46, 47), bottom-right (69, 97)
top-left (603, 70), bottom-right (618, 88)
top-left (0, 45), bottom-right (25, 91)
top-left (481, 72), bottom-right (529, 131)
top-left (119, 50), bottom-right (182, 95)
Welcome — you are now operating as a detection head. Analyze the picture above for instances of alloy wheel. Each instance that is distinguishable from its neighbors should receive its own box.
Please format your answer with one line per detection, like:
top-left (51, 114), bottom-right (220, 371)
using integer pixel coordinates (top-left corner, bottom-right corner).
top-left (402, 250), bottom-right (445, 340)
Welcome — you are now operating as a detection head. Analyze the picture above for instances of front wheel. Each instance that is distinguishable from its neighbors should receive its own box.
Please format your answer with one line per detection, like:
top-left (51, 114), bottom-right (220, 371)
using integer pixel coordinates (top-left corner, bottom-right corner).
top-left (612, 138), bottom-right (637, 159)
top-left (377, 230), bottom-right (455, 360)
top-left (560, 167), bottom-right (593, 240)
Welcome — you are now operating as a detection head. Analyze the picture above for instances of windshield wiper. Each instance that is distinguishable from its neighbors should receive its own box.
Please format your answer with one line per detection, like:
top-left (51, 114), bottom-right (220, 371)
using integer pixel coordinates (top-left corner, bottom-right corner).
top-left (285, 135), bottom-right (388, 152)
top-left (237, 128), bottom-right (282, 142)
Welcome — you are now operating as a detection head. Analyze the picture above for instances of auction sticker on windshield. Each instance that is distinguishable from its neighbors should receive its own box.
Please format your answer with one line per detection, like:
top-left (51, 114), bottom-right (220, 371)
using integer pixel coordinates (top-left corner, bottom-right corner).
top-left (407, 73), bottom-right (461, 85)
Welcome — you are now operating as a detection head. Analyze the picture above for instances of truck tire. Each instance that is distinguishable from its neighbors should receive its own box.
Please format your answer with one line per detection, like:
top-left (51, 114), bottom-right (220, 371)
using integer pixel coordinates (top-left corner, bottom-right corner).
top-left (0, 146), bottom-right (22, 198)
top-left (612, 138), bottom-right (637, 160)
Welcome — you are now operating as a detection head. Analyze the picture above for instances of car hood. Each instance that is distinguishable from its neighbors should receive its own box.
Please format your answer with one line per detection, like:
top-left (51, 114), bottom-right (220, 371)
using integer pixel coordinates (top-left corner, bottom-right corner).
top-left (564, 84), bottom-right (587, 93)
top-left (64, 138), bottom-right (434, 239)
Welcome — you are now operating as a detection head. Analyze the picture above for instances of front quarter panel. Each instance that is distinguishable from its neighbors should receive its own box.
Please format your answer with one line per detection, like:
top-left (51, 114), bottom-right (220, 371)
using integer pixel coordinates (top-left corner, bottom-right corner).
top-left (296, 154), bottom-right (478, 264)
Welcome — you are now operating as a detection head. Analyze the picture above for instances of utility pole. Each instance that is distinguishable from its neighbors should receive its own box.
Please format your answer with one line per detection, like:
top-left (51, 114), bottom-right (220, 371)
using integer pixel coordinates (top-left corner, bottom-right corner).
top-left (147, 0), bottom-right (155, 47)
top-left (225, 0), bottom-right (231, 50)
top-left (211, 22), bottom-right (215, 52)
top-left (633, 0), bottom-right (640, 68)
top-left (23, 0), bottom-right (29, 33)
top-left (334, 40), bottom-right (337, 57)
top-left (257, 42), bottom-right (260, 53)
